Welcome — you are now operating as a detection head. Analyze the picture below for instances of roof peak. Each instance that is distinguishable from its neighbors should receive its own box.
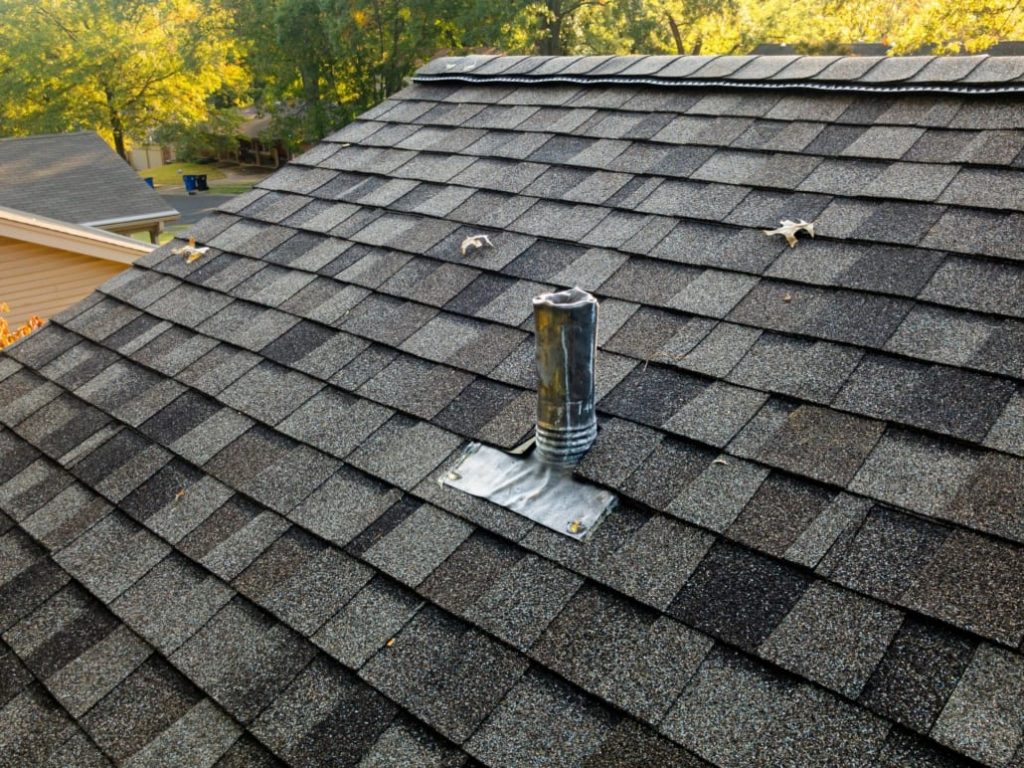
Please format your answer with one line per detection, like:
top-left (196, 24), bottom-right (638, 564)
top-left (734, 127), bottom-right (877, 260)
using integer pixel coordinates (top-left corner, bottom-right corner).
top-left (414, 53), bottom-right (1024, 94)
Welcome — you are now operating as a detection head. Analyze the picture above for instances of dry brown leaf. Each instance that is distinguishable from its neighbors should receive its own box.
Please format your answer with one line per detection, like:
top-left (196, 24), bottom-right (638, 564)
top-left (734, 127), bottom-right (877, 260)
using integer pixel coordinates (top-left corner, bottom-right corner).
top-left (763, 219), bottom-right (815, 247)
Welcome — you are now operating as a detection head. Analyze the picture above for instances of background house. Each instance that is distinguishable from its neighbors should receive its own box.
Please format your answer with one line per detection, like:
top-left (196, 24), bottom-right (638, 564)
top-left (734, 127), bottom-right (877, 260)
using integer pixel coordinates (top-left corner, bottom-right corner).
top-left (0, 132), bottom-right (179, 243)
top-left (0, 205), bottom-right (152, 325)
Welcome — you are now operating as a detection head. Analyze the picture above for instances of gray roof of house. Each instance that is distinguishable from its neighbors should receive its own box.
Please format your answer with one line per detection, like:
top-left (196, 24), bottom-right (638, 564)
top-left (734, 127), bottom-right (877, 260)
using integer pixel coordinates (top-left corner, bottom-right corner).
top-left (2, 54), bottom-right (1023, 767)
top-left (0, 132), bottom-right (178, 227)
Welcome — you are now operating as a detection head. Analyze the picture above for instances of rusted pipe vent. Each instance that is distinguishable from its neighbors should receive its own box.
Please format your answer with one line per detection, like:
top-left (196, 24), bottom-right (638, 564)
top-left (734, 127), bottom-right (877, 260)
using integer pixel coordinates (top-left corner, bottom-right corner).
top-left (533, 287), bottom-right (598, 467)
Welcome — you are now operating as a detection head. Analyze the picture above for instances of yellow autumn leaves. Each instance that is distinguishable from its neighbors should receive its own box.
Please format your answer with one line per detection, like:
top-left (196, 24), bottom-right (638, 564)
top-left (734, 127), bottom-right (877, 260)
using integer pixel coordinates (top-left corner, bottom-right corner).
top-left (0, 303), bottom-right (44, 350)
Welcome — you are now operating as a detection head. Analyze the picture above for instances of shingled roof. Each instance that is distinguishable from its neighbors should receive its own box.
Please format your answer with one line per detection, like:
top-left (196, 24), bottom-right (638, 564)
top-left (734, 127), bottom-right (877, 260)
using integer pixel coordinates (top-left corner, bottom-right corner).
top-left (2, 54), bottom-right (1023, 767)
top-left (0, 132), bottom-right (178, 230)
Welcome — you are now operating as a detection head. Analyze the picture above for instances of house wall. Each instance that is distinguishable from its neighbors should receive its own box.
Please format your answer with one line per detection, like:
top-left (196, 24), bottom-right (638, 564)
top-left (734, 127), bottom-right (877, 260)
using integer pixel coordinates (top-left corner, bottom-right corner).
top-left (0, 236), bottom-right (127, 326)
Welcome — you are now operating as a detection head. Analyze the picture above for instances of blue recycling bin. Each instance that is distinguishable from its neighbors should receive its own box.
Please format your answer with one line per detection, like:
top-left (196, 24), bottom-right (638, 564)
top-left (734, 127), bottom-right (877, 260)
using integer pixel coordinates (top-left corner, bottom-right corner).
top-left (143, 177), bottom-right (154, 188)
top-left (182, 174), bottom-right (197, 194)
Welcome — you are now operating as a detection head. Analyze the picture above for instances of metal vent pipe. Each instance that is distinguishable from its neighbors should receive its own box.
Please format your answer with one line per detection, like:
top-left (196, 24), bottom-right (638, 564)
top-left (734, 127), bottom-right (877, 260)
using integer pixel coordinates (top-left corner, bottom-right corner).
top-left (533, 287), bottom-right (598, 467)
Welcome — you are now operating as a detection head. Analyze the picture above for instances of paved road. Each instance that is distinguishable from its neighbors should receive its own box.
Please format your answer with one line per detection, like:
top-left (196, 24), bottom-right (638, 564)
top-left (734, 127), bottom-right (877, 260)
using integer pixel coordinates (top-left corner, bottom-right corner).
top-left (161, 193), bottom-right (236, 226)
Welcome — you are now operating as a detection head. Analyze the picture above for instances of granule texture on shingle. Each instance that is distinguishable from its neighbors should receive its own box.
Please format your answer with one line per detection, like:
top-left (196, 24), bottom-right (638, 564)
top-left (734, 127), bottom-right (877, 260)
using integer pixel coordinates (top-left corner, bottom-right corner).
top-left (111, 552), bottom-right (234, 655)
top-left (931, 644), bottom-right (1024, 767)
top-left (758, 404), bottom-right (886, 486)
top-left (668, 454), bottom-right (769, 532)
top-left (902, 529), bottom-right (1024, 646)
top-left (667, 541), bottom-right (811, 651)
top-left (533, 585), bottom-right (712, 722)
top-left (235, 528), bottom-right (374, 635)
top-left (169, 598), bottom-right (315, 724)
top-left (346, 415), bottom-right (463, 490)
top-left (664, 381), bottom-right (767, 448)
top-left (619, 437), bottom-right (715, 512)
top-left (358, 719), bottom-right (467, 768)
top-left (726, 472), bottom-right (834, 557)
top-left (850, 428), bottom-right (979, 518)
top-left (942, 452), bottom-right (1024, 543)
top-left (464, 554), bottom-right (582, 650)
top-left (596, 514), bottom-right (714, 611)
top-left (747, 684), bottom-right (890, 768)
top-left (660, 648), bottom-right (800, 768)
top-left (277, 387), bottom-right (392, 458)
top-left (360, 606), bottom-right (528, 743)
top-left (825, 505), bottom-right (949, 602)
top-left (54, 513), bottom-right (170, 604)
top-left (759, 581), bottom-right (903, 699)
top-left (859, 616), bottom-right (976, 734)
top-left (251, 655), bottom-right (397, 766)
top-left (314, 576), bottom-right (423, 668)
top-left (78, 657), bottom-right (204, 763)
top-left (119, 698), bottom-right (242, 768)
top-left (576, 418), bottom-right (663, 487)
top-left (466, 670), bottom-right (616, 768)
top-left (363, 504), bottom-right (472, 586)
top-left (288, 465), bottom-right (402, 547)
top-left (418, 531), bottom-right (524, 615)
top-left (783, 492), bottom-right (870, 569)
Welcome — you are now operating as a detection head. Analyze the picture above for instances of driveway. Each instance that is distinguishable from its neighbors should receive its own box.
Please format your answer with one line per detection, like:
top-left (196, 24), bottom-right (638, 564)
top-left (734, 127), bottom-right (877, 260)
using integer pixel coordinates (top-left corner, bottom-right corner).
top-left (160, 192), bottom-right (236, 226)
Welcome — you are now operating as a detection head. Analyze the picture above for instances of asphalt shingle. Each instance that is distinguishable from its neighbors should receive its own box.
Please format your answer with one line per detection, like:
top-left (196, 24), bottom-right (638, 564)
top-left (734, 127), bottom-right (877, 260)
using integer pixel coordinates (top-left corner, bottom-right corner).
top-left (4, 55), bottom-right (1024, 768)
top-left (931, 644), bottom-right (1024, 767)
top-left (465, 670), bottom-right (616, 768)
top-left (361, 606), bottom-right (528, 742)
top-left (859, 616), bottom-right (976, 733)
top-left (534, 584), bottom-right (712, 722)
top-left (667, 541), bottom-right (812, 652)
top-left (759, 581), bottom-right (903, 698)
top-left (170, 597), bottom-right (314, 723)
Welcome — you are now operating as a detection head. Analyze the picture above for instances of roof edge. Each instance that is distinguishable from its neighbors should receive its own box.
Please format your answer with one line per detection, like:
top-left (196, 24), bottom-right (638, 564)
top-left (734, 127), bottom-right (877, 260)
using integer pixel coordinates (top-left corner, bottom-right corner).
top-left (414, 54), bottom-right (1024, 92)
top-left (0, 204), bottom-right (153, 265)
top-left (83, 210), bottom-right (181, 229)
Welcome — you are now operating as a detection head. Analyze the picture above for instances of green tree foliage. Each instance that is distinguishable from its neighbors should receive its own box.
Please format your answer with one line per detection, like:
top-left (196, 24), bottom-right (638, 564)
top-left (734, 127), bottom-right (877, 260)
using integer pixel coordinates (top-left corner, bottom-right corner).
top-left (1, 0), bottom-right (1021, 156)
top-left (0, 0), bottom-right (246, 158)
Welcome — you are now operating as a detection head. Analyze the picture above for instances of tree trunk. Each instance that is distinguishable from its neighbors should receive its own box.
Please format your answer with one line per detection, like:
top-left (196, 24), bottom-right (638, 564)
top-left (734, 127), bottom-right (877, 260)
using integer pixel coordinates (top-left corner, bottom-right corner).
top-left (104, 87), bottom-right (128, 160)
top-left (665, 13), bottom-right (684, 54)
top-left (539, 0), bottom-right (564, 56)
top-left (300, 62), bottom-right (326, 140)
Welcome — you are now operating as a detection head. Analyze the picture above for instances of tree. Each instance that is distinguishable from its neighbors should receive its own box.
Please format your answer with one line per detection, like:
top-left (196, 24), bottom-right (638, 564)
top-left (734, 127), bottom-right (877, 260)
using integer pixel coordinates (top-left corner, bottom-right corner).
top-left (232, 0), bottom-right (471, 145)
top-left (0, 303), bottom-right (43, 350)
top-left (0, 0), bottom-right (246, 159)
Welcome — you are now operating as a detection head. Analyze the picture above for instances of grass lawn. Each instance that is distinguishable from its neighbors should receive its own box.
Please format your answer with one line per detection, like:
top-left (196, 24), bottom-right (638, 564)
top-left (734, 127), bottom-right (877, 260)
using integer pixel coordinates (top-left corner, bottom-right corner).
top-left (140, 163), bottom-right (226, 187)
top-left (131, 223), bottom-right (189, 246)
top-left (207, 183), bottom-right (255, 195)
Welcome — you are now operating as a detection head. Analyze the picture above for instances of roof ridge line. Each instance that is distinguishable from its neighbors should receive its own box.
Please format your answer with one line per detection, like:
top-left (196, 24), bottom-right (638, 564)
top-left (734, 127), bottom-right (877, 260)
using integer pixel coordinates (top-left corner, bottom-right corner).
top-left (413, 72), bottom-right (1024, 96)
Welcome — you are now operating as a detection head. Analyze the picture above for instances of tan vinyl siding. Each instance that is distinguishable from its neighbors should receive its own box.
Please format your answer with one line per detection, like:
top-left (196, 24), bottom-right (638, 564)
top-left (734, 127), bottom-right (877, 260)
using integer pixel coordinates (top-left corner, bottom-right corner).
top-left (0, 236), bottom-right (128, 326)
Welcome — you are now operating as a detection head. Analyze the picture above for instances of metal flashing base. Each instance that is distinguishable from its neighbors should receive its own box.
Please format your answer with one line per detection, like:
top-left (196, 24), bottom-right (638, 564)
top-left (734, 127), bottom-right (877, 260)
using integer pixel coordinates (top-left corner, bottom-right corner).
top-left (440, 443), bottom-right (616, 541)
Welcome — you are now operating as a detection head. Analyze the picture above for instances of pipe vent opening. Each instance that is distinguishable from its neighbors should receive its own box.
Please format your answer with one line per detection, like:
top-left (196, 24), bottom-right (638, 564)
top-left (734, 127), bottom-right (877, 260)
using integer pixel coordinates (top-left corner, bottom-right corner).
top-left (440, 287), bottom-right (613, 540)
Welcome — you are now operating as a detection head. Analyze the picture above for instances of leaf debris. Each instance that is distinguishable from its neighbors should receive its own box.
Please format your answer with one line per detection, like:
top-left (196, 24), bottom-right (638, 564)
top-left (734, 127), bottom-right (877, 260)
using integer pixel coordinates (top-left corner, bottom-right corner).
top-left (172, 236), bottom-right (209, 263)
top-left (763, 219), bottom-right (815, 247)
top-left (460, 233), bottom-right (494, 256)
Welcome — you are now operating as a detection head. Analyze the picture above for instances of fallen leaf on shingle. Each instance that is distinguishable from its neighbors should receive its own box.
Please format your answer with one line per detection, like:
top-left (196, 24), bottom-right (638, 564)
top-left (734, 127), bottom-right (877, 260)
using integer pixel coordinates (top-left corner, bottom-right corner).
top-left (763, 219), bottom-right (815, 247)
top-left (782, 292), bottom-right (793, 303)
top-left (712, 458), bottom-right (729, 466)
top-left (172, 236), bottom-right (209, 263)
top-left (460, 233), bottom-right (494, 256)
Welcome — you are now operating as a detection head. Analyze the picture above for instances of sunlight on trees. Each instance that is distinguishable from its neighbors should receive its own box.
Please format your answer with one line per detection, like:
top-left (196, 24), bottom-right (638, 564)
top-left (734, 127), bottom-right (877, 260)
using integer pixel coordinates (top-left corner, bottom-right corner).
top-left (0, 0), bottom-right (247, 158)
top-left (0, 0), bottom-right (1021, 155)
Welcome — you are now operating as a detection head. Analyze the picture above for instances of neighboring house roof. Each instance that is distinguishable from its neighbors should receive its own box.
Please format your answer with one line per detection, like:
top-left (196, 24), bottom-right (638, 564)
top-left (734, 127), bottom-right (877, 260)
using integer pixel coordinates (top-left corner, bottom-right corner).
top-left (1, 54), bottom-right (1023, 767)
top-left (0, 132), bottom-right (179, 229)
top-left (0, 205), bottom-right (154, 265)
